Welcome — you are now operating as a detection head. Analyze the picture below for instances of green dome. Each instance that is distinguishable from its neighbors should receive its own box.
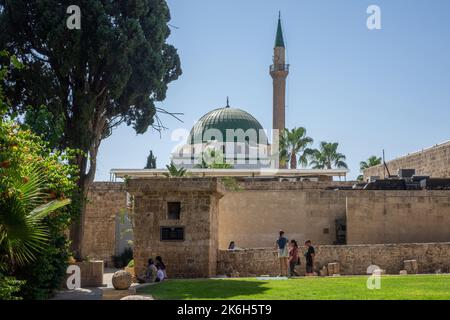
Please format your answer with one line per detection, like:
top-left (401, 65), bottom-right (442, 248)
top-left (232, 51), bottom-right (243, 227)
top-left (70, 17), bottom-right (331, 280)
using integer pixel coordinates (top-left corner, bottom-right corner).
top-left (189, 107), bottom-right (268, 145)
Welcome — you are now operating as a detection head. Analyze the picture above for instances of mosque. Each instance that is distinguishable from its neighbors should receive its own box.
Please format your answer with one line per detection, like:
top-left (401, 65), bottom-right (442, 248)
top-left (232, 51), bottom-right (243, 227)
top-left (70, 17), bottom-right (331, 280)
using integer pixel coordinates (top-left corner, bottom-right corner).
top-left (171, 15), bottom-right (290, 170)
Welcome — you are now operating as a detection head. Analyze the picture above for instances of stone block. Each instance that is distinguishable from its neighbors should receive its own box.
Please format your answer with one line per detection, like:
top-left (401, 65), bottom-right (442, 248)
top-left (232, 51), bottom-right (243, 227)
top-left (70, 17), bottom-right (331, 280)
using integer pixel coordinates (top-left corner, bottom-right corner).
top-left (64, 260), bottom-right (104, 288)
top-left (403, 260), bottom-right (418, 274)
top-left (327, 262), bottom-right (340, 276)
top-left (399, 270), bottom-right (408, 275)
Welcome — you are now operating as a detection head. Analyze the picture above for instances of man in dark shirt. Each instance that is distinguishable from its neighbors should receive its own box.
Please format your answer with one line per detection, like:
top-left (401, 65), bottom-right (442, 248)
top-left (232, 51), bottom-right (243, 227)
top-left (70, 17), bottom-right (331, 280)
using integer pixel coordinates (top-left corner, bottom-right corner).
top-left (304, 240), bottom-right (315, 276)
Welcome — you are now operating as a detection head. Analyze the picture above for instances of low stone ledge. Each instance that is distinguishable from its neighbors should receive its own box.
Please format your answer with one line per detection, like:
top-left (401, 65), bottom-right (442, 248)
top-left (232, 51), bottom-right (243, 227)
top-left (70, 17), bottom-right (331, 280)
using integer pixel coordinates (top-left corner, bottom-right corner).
top-left (217, 242), bottom-right (450, 277)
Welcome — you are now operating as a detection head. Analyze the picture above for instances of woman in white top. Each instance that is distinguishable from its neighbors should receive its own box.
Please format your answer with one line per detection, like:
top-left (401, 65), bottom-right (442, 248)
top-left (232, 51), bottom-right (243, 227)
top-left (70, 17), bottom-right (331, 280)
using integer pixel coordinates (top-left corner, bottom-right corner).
top-left (156, 266), bottom-right (165, 282)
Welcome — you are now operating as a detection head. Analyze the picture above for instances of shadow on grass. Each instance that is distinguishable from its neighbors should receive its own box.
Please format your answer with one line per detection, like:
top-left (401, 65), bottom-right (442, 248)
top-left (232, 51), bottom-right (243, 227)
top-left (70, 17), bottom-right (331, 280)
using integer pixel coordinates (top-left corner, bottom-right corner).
top-left (137, 279), bottom-right (272, 300)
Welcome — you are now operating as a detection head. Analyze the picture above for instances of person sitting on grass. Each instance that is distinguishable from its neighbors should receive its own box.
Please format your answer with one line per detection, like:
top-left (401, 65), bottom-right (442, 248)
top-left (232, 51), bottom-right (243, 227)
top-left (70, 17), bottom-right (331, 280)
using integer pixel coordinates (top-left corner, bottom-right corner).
top-left (155, 265), bottom-right (165, 283)
top-left (137, 258), bottom-right (157, 283)
top-left (156, 256), bottom-right (167, 279)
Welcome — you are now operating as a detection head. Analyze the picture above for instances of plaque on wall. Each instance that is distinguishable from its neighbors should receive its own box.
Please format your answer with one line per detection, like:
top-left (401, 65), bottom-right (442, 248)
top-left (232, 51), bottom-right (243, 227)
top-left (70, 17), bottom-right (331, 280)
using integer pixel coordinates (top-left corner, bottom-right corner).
top-left (160, 226), bottom-right (185, 241)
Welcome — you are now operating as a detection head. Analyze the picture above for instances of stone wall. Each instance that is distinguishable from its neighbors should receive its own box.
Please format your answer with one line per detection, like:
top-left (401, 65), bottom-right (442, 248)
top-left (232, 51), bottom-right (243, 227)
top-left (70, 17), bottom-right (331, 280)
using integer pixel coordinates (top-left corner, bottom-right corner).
top-left (363, 141), bottom-right (450, 179)
top-left (217, 243), bottom-right (450, 276)
top-left (218, 188), bottom-right (348, 249)
top-left (82, 182), bottom-right (127, 266)
top-left (83, 179), bottom-right (450, 273)
top-left (346, 190), bottom-right (450, 244)
top-left (234, 179), bottom-right (353, 191)
top-left (219, 181), bottom-right (450, 249)
top-left (127, 178), bottom-right (224, 279)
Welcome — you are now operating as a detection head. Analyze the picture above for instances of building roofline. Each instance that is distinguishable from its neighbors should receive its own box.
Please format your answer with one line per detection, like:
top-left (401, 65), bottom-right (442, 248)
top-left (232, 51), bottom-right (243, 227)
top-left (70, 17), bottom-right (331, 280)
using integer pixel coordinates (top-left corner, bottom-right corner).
top-left (110, 168), bottom-right (349, 180)
top-left (386, 140), bottom-right (450, 161)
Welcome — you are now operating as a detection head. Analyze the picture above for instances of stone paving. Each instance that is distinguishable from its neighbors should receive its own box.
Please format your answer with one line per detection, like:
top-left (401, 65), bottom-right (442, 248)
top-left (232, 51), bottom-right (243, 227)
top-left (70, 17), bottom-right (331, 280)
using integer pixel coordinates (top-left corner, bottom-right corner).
top-left (51, 268), bottom-right (155, 300)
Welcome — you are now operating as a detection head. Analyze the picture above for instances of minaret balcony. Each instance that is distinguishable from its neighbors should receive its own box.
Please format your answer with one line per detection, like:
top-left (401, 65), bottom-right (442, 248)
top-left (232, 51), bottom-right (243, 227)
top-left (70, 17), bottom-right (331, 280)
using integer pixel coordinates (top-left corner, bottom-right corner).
top-left (270, 64), bottom-right (290, 72)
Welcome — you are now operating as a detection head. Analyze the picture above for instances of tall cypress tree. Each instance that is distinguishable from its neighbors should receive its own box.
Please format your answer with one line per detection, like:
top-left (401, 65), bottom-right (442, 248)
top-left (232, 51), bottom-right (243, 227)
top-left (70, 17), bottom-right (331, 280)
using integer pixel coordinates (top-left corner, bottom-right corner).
top-left (0, 0), bottom-right (182, 258)
top-left (145, 150), bottom-right (157, 169)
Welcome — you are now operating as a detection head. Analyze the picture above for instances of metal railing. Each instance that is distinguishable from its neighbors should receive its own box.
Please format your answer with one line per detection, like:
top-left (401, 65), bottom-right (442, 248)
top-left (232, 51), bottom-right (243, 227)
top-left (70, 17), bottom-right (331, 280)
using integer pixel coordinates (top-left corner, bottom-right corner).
top-left (270, 64), bottom-right (290, 72)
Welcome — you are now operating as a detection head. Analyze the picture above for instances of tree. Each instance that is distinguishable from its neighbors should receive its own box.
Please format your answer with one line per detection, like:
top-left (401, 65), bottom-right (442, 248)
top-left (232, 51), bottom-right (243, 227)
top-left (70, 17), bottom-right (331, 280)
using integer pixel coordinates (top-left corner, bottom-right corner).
top-left (357, 155), bottom-right (382, 181)
top-left (0, 1), bottom-right (182, 258)
top-left (360, 156), bottom-right (382, 171)
top-left (280, 127), bottom-right (314, 169)
top-left (310, 142), bottom-right (348, 169)
top-left (145, 150), bottom-right (157, 169)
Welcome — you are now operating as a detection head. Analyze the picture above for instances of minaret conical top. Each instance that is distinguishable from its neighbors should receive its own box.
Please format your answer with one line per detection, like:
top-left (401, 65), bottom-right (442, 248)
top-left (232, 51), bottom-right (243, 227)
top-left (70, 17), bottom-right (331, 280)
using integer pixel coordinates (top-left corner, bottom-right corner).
top-left (275, 12), bottom-right (285, 48)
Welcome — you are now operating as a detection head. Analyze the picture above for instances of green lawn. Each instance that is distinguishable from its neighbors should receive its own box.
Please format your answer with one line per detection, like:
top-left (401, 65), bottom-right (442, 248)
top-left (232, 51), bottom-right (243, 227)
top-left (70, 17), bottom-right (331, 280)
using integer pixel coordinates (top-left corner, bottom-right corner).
top-left (137, 275), bottom-right (450, 300)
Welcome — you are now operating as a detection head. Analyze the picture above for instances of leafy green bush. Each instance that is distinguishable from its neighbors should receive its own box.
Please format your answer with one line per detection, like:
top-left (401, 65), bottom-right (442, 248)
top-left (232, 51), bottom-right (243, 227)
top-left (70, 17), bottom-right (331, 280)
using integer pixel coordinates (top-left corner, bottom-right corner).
top-left (1, 51), bottom-right (79, 300)
top-left (112, 248), bottom-right (133, 268)
top-left (16, 233), bottom-right (71, 299)
top-left (0, 121), bottom-right (79, 299)
top-left (0, 273), bottom-right (25, 300)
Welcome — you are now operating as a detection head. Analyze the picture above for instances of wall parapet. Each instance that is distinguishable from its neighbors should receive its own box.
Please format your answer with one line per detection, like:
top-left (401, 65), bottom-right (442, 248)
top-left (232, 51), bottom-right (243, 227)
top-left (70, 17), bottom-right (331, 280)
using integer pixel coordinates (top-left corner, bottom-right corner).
top-left (127, 177), bottom-right (225, 196)
top-left (89, 181), bottom-right (126, 191)
top-left (231, 180), bottom-right (354, 191)
top-left (363, 140), bottom-right (450, 179)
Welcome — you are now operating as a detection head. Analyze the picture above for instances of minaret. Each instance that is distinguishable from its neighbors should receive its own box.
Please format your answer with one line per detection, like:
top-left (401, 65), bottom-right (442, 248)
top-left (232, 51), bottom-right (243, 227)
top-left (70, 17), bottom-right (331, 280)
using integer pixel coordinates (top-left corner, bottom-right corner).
top-left (270, 13), bottom-right (289, 168)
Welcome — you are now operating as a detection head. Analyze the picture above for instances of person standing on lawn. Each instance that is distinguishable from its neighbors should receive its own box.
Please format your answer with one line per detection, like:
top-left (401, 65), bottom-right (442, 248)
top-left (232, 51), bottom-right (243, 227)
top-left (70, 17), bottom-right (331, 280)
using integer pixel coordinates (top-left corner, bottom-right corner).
top-left (275, 230), bottom-right (289, 277)
top-left (288, 240), bottom-right (300, 277)
top-left (304, 240), bottom-right (315, 276)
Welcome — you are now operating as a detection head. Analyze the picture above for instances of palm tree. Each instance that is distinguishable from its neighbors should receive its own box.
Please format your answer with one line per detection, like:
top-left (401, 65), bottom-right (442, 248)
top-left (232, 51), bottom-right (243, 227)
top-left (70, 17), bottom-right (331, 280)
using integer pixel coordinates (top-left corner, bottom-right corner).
top-left (194, 147), bottom-right (233, 169)
top-left (0, 167), bottom-right (71, 270)
top-left (163, 162), bottom-right (187, 177)
top-left (360, 156), bottom-right (382, 171)
top-left (280, 127), bottom-right (314, 169)
top-left (310, 142), bottom-right (348, 169)
top-left (357, 156), bottom-right (382, 181)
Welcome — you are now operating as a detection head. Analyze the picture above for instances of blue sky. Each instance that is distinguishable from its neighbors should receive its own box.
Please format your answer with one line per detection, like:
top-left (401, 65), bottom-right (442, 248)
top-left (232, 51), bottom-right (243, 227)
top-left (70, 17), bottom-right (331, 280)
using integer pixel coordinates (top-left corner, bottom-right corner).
top-left (95, 0), bottom-right (450, 181)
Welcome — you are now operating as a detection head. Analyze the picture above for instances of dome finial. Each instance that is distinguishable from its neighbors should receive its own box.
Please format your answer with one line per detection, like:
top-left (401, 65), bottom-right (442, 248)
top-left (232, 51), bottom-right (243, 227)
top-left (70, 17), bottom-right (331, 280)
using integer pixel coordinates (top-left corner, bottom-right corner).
top-left (226, 96), bottom-right (230, 108)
